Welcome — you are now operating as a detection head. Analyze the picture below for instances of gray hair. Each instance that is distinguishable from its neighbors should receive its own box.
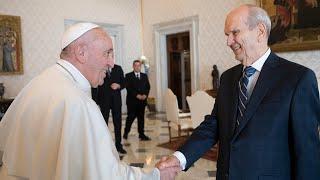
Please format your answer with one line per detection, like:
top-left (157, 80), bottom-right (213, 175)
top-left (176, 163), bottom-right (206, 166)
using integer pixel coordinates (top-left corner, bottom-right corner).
top-left (245, 4), bottom-right (271, 38)
top-left (60, 45), bottom-right (72, 59)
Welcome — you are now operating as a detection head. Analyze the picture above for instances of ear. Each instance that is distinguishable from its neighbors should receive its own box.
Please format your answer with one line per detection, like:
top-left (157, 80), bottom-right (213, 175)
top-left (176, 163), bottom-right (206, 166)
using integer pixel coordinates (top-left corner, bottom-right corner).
top-left (74, 44), bottom-right (88, 64)
top-left (257, 23), bottom-right (267, 43)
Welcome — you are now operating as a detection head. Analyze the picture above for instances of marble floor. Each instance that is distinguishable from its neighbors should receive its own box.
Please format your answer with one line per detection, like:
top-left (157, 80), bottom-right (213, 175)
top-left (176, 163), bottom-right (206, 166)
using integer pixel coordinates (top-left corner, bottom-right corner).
top-left (111, 112), bottom-right (217, 180)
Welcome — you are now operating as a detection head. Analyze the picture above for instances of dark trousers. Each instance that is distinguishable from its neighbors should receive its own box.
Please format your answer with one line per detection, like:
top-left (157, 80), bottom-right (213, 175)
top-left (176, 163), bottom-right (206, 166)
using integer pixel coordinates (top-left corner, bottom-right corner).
top-left (101, 104), bottom-right (122, 149)
top-left (124, 103), bottom-right (146, 136)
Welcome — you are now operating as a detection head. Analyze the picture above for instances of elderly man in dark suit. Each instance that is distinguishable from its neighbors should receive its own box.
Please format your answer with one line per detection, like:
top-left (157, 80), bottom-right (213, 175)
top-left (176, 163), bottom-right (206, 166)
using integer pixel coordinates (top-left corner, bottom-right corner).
top-left (92, 63), bottom-right (127, 154)
top-left (156, 4), bottom-right (320, 180)
top-left (123, 60), bottom-right (151, 141)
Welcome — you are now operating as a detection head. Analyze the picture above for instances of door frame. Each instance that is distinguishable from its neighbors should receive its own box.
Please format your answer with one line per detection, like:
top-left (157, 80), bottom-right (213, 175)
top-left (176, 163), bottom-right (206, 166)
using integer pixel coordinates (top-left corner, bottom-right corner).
top-left (153, 16), bottom-right (199, 111)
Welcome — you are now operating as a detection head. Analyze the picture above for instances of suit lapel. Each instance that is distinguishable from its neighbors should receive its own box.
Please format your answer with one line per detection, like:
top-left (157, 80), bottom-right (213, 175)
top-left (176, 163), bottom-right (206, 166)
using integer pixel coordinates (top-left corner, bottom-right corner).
top-left (232, 53), bottom-right (280, 140)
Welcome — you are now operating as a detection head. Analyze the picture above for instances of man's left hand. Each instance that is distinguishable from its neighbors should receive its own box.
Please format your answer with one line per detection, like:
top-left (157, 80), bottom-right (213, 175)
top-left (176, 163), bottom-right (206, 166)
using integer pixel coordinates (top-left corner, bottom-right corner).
top-left (141, 95), bottom-right (147, 100)
top-left (111, 83), bottom-right (120, 90)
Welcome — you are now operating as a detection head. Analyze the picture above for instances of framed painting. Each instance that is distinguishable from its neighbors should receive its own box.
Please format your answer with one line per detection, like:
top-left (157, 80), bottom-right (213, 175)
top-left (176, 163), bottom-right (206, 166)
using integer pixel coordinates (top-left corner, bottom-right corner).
top-left (0, 14), bottom-right (23, 75)
top-left (258, 0), bottom-right (320, 52)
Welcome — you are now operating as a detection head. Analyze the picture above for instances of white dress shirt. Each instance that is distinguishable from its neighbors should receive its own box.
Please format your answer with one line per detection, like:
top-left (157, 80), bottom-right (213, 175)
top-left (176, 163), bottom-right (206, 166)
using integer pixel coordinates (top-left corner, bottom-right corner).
top-left (245, 48), bottom-right (271, 98)
top-left (173, 48), bottom-right (271, 170)
top-left (135, 72), bottom-right (141, 79)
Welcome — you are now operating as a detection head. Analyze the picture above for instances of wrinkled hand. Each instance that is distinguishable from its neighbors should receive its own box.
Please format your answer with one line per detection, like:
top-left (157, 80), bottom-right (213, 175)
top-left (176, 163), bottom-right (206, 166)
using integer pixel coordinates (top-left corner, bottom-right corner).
top-left (156, 156), bottom-right (181, 169)
top-left (141, 95), bottom-right (147, 100)
top-left (156, 156), bottom-right (181, 180)
top-left (136, 94), bottom-right (147, 100)
top-left (158, 166), bottom-right (181, 180)
top-left (136, 94), bottom-right (142, 100)
top-left (111, 83), bottom-right (120, 90)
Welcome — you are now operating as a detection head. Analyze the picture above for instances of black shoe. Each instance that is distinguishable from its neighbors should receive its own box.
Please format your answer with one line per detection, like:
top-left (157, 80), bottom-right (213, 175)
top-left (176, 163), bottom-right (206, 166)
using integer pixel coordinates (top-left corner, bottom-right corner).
top-left (117, 147), bottom-right (127, 154)
top-left (139, 135), bottom-right (151, 141)
top-left (123, 133), bottom-right (128, 140)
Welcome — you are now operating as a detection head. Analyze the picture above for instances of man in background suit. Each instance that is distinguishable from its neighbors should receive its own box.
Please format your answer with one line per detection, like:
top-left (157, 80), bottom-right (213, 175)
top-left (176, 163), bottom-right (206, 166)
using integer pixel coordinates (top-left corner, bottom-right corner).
top-left (123, 60), bottom-right (151, 141)
top-left (157, 4), bottom-right (320, 180)
top-left (92, 63), bottom-right (127, 154)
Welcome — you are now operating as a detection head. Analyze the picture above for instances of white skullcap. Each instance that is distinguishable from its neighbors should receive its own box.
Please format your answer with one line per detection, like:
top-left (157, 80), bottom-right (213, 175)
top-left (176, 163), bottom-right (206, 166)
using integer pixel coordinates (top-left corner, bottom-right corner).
top-left (61, 22), bottom-right (99, 50)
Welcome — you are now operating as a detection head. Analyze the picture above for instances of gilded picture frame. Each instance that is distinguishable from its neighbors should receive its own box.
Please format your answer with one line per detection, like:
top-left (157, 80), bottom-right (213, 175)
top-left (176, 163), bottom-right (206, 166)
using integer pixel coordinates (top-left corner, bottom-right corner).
top-left (0, 14), bottom-right (23, 75)
top-left (259, 0), bottom-right (320, 52)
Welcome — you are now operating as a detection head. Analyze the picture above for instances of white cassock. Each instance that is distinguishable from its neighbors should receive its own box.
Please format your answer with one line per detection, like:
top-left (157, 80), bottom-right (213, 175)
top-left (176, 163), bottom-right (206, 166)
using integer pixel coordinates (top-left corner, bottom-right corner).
top-left (0, 59), bottom-right (159, 180)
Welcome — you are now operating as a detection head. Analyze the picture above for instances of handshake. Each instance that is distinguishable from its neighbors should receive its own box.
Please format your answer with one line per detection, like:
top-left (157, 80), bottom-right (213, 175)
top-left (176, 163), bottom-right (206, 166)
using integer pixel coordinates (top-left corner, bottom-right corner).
top-left (155, 155), bottom-right (182, 180)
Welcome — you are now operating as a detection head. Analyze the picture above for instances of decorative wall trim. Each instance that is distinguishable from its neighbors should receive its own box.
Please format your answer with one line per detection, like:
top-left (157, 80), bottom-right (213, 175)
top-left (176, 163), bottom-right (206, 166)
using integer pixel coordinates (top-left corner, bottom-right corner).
top-left (153, 16), bottom-right (199, 111)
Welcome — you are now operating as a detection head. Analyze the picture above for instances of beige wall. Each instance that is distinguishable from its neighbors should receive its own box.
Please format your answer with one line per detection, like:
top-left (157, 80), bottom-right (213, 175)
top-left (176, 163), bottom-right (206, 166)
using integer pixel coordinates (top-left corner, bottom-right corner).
top-left (0, 0), bottom-right (142, 98)
top-left (142, 0), bottom-right (320, 98)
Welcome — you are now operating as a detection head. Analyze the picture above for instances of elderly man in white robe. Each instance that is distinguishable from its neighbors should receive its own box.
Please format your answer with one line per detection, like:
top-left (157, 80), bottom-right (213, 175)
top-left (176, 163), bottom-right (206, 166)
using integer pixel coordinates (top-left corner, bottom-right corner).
top-left (0, 23), bottom-right (180, 180)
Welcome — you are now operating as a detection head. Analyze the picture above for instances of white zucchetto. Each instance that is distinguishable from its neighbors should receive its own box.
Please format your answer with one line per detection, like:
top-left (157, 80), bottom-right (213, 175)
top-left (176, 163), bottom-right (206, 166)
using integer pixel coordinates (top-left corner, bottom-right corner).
top-left (61, 22), bottom-right (99, 50)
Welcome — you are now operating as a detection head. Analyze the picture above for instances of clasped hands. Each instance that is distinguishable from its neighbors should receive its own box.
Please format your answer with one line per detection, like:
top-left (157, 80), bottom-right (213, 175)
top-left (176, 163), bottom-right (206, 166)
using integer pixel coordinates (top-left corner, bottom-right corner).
top-left (136, 94), bottom-right (147, 100)
top-left (155, 155), bottom-right (182, 180)
top-left (110, 83), bottom-right (120, 90)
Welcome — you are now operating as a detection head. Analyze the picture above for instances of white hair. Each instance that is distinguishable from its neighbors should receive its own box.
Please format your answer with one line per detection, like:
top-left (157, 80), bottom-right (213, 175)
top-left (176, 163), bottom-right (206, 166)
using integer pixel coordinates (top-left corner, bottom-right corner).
top-left (245, 4), bottom-right (272, 38)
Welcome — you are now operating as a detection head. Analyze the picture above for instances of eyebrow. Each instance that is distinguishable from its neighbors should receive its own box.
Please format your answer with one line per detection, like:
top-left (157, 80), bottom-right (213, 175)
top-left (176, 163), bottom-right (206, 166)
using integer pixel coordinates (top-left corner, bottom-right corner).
top-left (105, 48), bottom-right (113, 52)
top-left (225, 29), bottom-right (240, 36)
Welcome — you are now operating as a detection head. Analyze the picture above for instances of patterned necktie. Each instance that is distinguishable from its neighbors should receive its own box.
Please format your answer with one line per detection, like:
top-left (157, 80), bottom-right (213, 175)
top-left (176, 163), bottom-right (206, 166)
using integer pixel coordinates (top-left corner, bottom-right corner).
top-left (237, 66), bottom-right (256, 126)
top-left (136, 73), bottom-right (140, 79)
top-left (107, 68), bottom-right (111, 78)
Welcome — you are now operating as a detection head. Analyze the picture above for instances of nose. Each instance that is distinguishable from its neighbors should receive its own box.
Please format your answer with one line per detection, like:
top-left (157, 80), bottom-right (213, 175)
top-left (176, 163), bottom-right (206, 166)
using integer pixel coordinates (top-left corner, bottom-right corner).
top-left (106, 57), bottom-right (115, 68)
top-left (226, 34), bottom-right (234, 47)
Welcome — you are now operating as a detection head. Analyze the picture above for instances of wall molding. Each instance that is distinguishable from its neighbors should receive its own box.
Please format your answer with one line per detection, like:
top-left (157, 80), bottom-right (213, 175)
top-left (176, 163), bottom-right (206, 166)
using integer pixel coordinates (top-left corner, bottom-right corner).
top-left (153, 15), bottom-right (199, 111)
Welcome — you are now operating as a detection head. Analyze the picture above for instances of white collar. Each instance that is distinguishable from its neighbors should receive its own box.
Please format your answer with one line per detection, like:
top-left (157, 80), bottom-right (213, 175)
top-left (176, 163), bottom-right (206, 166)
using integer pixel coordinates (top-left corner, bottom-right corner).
top-left (57, 59), bottom-right (91, 97)
top-left (249, 48), bottom-right (271, 72)
top-left (134, 72), bottom-right (140, 75)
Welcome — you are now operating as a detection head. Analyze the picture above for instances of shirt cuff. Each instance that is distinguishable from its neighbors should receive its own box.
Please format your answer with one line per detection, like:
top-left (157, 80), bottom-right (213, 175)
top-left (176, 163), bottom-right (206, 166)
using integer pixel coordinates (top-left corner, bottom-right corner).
top-left (173, 151), bottom-right (186, 170)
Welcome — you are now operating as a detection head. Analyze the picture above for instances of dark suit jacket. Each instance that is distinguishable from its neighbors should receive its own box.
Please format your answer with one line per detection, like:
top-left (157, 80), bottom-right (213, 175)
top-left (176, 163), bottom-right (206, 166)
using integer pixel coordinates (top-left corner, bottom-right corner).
top-left (125, 71), bottom-right (150, 107)
top-left (92, 64), bottom-right (125, 108)
top-left (178, 53), bottom-right (320, 180)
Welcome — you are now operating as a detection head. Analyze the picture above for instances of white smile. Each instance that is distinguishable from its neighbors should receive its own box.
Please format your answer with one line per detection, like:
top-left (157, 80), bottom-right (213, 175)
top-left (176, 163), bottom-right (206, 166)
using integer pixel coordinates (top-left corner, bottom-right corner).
top-left (232, 44), bottom-right (241, 51)
top-left (231, 44), bottom-right (242, 54)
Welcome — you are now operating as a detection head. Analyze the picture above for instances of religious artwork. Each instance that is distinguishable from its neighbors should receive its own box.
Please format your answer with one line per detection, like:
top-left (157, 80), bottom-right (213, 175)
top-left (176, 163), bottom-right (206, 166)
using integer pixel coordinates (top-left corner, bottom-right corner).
top-left (0, 15), bottom-right (23, 75)
top-left (259, 0), bottom-right (320, 52)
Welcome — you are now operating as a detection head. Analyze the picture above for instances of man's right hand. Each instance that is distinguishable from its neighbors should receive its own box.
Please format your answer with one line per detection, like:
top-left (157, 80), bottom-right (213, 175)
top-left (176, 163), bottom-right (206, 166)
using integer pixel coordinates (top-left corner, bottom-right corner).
top-left (136, 94), bottom-right (142, 100)
top-left (156, 156), bottom-right (181, 171)
top-left (136, 94), bottom-right (147, 100)
top-left (141, 95), bottom-right (147, 100)
top-left (156, 156), bottom-right (181, 180)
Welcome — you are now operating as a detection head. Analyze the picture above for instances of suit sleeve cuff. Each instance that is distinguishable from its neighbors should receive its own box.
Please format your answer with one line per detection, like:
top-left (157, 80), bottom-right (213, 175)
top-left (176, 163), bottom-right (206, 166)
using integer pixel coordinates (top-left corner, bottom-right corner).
top-left (173, 151), bottom-right (186, 170)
